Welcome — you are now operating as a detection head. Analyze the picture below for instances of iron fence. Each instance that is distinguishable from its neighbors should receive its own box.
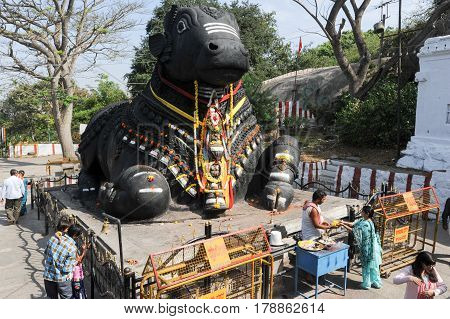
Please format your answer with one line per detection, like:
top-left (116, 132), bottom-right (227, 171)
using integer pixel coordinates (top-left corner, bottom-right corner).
top-left (33, 180), bottom-right (129, 299)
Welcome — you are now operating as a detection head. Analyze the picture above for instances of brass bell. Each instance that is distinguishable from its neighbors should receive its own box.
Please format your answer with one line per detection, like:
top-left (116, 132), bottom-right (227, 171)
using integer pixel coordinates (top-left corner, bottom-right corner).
top-left (100, 217), bottom-right (110, 235)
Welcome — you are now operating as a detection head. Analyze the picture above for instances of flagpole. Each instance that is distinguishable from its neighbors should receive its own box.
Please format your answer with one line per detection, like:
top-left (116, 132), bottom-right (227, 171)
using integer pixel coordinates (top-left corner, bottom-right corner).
top-left (293, 37), bottom-right (302, 103)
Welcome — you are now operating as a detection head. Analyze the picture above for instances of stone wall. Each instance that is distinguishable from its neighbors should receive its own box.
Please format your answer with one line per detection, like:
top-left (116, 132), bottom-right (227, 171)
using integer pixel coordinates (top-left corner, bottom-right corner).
top-left (8, 143), bottom-right (79, 158)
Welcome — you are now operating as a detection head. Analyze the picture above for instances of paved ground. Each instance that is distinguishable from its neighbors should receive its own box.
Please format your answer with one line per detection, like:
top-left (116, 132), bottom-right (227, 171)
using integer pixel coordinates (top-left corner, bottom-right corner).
top-left (0, 156), bottom-right (81, 299)
top-left (281, 222), bottom-right (450, 299)
top-left (0, 156), bottom-right (448, 299)
top-left (0, 203), bottom-right (48, 298)
top-left (0, 155), bottom-right (64, 182)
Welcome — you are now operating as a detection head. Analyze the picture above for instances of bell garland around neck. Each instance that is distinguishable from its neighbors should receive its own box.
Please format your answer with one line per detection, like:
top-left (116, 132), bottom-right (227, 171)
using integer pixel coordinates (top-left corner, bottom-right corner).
top-left (193, 80), bottom-right (235, 209)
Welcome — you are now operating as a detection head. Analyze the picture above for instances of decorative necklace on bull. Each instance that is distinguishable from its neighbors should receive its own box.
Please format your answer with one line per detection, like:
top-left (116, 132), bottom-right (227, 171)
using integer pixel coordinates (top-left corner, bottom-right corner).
top-left (193, 80), bottom-right (235, 210)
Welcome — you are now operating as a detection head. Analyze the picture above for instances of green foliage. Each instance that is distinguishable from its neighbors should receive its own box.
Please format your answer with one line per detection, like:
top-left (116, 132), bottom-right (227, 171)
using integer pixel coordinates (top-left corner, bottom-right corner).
top-left (242, 72), bottom-right (277, 132)
top-left (72, 74), bottom-right (128, 141)
top-left (225, 0), bottom-right (294, 80)
top-left (335, 78), bottom-right (417, 147)
top-left (0, 75), bottom-right (127, 144)
top-left (295, 30), bottom-right (381, 70)
top-left (0, 81), bottom-right (54, 144)
top-left (283, 117), bottom-right (305, 130)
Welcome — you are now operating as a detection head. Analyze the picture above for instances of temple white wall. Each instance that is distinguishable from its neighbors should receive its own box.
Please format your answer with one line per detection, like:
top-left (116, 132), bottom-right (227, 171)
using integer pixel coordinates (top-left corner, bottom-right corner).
top-left (397, 35), bottom-right (450, 172)
top-left (396, 35), bottom-right (450, 210)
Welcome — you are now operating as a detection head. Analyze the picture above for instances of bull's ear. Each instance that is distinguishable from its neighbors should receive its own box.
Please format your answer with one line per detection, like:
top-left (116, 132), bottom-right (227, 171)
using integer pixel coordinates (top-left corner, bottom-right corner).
top-left (148, 33), bottom-right (167, 58)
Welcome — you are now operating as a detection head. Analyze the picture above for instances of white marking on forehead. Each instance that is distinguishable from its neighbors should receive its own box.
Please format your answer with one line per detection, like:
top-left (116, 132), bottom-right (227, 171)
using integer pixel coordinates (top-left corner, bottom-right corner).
top-left (139, 188), bottom-right (163, 193)
top-left (204, 22), bottom-right (237, 31)
top-left (206, 29), bottom-right (240, 39)
top-left (203, 22), bottom-right (239, 39)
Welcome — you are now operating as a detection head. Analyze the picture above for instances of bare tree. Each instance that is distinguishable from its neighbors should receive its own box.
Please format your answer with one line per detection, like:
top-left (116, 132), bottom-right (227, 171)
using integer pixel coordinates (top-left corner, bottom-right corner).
top-left (292, 0), bottom-right (373, 96)
top-left (358, 0), bottom-right (450, 97)
top-left (0, 0), bottom-right (142, 159)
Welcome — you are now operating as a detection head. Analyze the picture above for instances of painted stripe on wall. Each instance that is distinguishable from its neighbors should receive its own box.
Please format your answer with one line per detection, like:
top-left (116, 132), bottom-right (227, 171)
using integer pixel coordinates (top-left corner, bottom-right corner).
top-left (335, 165), bottom-right (343, 195)
top-left (388, 171), bottom-right (396, 190)
top-left (351, 167), bottom-right (362, 198)
top-left (406, 174), bottom-right (413, 191)
top-left (308, 163), bottom-right (313, 183)
top-left (424, 172), bottom-right (432, 187)
top-left (284, 101), bottom-right (290, 118)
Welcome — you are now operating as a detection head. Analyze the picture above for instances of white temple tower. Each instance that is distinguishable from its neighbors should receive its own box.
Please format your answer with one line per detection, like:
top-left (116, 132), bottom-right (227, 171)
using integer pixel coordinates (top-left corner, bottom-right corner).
top-left (397, 35), bottom-right (450, 172)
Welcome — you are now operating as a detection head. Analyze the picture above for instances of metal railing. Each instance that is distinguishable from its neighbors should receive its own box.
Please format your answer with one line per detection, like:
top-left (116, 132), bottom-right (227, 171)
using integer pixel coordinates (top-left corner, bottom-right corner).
top-left (33, 180), bottom-right (130, 299)
top-left (31, 174), bottom-right (373, 299)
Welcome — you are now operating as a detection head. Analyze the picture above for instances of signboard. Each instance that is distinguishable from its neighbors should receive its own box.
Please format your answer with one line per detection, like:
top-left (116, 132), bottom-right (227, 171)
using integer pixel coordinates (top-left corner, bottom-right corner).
top-left (199, 288), bottom-right (227, 299)
top-left (403, 192), bottom-right (419, 212)
top-left (394, 225), bottom-right (410, 244)
top-left (203, 237), bottom-right (230, 270)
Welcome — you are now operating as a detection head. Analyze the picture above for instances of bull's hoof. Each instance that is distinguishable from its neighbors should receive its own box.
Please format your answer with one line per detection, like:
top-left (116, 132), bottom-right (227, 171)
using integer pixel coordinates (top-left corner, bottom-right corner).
top-left (78, 170), bottom-right (99, 202)
top-left (262, 181), bottom-right (294, 211)
top-left (100, 165), bottom-right (171, 220)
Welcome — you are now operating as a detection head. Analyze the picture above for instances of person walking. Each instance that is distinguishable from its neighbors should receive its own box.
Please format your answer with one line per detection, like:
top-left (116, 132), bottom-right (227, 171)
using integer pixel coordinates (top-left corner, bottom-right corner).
top-left (43, 218), bottom-right (78, 299)
top-left (18, 170), bottom-right (28, 216)
top-left (0, 169), bottom-right (25, 224)
top-left (393, 251), bottom-right (447, 299)
top-left (340, 205), bottom-right (383, 290)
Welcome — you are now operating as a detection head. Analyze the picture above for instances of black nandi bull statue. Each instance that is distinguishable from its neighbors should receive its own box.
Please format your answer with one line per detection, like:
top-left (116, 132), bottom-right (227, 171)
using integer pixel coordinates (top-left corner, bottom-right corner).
top-left (78, 5), bottom-right (300, 220)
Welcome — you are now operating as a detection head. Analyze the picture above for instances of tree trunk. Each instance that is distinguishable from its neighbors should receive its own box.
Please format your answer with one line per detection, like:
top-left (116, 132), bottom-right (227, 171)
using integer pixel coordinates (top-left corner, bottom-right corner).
top-left (50, 79), bottom-right (76, 160)
top-left (56, 113), bottom-right (76, 160)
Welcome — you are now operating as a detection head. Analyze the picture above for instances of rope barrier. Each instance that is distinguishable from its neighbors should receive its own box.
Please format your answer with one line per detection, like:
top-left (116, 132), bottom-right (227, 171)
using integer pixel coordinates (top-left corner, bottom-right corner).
top-left (294, 180), bottom-right (371, 199)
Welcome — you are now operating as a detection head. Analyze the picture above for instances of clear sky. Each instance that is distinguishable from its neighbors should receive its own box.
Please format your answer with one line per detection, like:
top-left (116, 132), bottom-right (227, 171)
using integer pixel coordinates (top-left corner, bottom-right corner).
top-left (0, 0), bottom-right (427, 96)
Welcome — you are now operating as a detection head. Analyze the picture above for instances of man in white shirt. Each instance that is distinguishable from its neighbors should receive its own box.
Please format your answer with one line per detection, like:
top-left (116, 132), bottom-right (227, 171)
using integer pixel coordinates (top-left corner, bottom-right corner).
top-left (0, 169), bottom-right (25, 224)
top-left (301, 189), bottom-right (331, 240)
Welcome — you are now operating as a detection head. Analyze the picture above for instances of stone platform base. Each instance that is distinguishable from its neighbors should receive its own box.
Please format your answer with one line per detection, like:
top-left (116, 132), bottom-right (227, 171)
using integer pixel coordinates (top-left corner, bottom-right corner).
top-left (397, 137), bottom-right (450, 210)
top-left (49, 187), bottom-right (364, 275)
top-left (397, 136), bottom-right (450, 172)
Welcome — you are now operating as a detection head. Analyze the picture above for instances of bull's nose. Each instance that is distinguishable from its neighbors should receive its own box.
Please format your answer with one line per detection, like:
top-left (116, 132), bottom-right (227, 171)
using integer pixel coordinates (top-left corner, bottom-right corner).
top-left (206, 41), bottom-right (248, 57)
top-left (208, 42), bottom-right (219, 52)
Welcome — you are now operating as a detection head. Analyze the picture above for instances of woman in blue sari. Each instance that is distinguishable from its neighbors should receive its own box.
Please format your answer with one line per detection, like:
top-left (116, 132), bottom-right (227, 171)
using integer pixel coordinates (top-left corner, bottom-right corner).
top-left (341, 205), bottom-right (382, 289)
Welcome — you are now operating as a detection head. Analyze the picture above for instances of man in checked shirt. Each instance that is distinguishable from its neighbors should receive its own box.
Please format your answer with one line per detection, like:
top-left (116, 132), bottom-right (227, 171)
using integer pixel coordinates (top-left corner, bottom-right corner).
top-left (43, 218), bottom-right (78, 299)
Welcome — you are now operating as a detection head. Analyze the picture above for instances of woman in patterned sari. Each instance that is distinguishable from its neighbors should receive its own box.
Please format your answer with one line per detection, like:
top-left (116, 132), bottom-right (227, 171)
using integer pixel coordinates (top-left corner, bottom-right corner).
top-left (341, 205), bottom-right (382, 289)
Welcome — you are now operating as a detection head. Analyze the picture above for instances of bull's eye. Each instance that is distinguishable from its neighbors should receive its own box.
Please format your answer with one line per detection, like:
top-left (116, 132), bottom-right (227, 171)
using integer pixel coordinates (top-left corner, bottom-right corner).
top-left (177, 20), bottom-right (187, 34)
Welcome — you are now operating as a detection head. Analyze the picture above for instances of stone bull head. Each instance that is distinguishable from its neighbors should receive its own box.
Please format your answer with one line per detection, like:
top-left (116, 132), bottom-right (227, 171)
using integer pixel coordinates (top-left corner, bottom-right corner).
top-left (149, 5), bottom-right (249, 86)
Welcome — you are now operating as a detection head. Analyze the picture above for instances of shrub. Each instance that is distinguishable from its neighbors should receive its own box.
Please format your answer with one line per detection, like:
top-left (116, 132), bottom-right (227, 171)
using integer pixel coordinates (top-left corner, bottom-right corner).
top-left (336, 78), bottom-right (417, 147)
top-left (243, 72), bottom-right (278, 132)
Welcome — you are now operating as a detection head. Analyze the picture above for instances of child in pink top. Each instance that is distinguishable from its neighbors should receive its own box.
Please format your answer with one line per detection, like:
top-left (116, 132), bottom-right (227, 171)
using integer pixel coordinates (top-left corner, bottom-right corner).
top-left (67, 224), bottom-right (89, 299)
